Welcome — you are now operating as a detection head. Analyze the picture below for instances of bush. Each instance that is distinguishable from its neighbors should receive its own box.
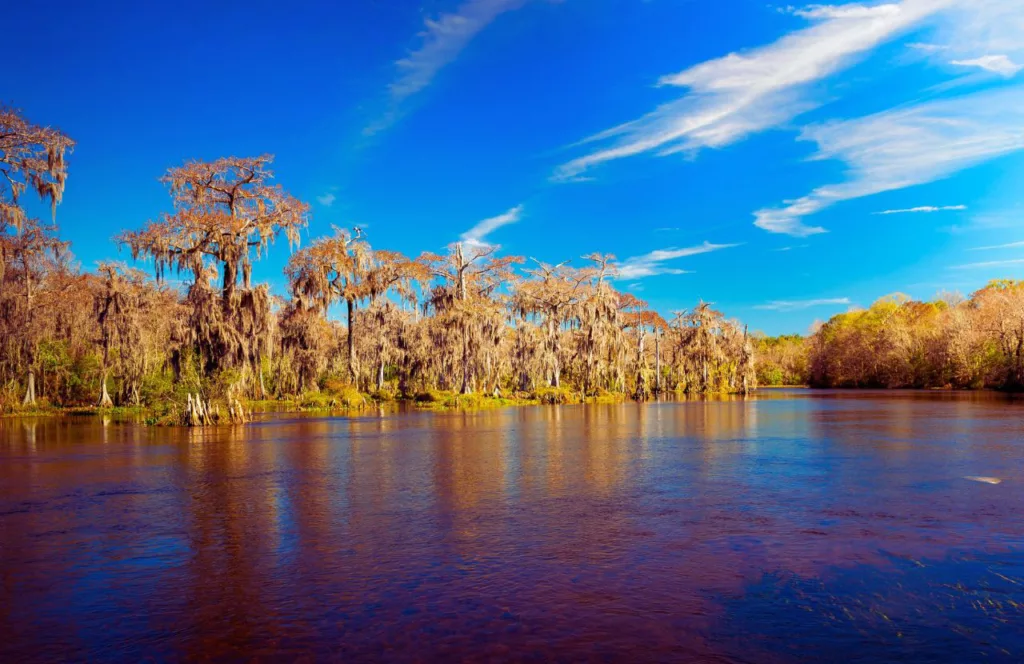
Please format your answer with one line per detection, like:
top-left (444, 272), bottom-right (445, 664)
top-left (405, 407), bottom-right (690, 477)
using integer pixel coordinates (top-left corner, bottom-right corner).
top-left (414, 390), bottom-right (444, 403)
top-left (371, 387), bottom-right (398, 402)
top-left (299, 383), bottom-right (367, 410)
top-left (322, 376), bottom-right (349, 395)
top-left (532, 386), bottom-right (580, 405)
top-left (336, 386), bottom-right (366, 408)
top-left (299, 391), bottom-right (335, 410)
top-left (587, 388), bottom-right (625, 405)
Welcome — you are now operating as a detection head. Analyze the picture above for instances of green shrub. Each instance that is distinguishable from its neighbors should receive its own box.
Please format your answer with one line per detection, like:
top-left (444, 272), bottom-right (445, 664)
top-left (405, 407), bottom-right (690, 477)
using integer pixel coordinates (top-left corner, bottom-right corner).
top-left (532, 386), bottom-right (580, 405)
top-left (371, 387), bottom-right (398, 402)
top-left (414, 390), bottom-right (444, 403)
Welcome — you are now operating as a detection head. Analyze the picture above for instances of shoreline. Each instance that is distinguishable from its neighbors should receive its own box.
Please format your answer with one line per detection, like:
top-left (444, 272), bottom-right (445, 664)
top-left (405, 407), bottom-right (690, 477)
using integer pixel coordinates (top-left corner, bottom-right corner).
top-left (4, 385), bottom-right (1020, 425)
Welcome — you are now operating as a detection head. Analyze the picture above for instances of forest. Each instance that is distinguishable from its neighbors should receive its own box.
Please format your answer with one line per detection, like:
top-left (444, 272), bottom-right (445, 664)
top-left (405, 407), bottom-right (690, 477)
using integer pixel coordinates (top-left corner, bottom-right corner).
top-left (1, 107), bottom-right (757, 422)
top-left (3, 107), bottom-right (1023, 423)
top-left (757, 287), bottom-right (1024, 391)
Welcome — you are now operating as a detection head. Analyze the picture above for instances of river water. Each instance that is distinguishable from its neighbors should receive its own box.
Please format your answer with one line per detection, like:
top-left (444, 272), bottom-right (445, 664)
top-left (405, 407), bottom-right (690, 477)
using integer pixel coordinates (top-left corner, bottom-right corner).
top-left (2, 391), bottom-right (1023, 662)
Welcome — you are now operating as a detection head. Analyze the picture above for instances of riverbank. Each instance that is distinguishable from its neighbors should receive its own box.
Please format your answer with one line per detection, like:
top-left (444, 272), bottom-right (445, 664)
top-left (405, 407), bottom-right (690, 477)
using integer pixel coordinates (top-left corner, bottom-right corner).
top-left (0, 385), bottom-right (636, 424)
top-left (8, 385), bottom-right (1020, 424)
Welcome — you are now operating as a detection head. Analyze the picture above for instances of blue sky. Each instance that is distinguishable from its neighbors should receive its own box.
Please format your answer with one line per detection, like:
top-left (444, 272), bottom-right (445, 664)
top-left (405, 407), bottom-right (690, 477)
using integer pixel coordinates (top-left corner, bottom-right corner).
top-left (6, 0), bottom-right (1024, 334)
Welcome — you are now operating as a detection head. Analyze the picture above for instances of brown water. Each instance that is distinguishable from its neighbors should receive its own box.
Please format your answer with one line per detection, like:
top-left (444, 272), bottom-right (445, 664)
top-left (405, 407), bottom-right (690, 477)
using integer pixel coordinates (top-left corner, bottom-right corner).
top-left (2, 391), bottom-right (1023, 662)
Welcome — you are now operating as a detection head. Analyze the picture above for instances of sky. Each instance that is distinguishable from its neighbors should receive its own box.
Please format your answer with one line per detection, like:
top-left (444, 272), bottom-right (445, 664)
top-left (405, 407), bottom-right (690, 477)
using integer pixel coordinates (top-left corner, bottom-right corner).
top-left (5, 0), bottom-right (1024, 335)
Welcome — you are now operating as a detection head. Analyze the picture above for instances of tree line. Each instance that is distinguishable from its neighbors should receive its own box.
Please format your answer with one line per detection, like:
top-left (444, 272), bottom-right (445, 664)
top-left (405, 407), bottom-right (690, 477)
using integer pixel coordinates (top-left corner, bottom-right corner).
top-left (1, 107), bottom-right (758, 415)
top-left (756, 287), bottom-right (1024, 390)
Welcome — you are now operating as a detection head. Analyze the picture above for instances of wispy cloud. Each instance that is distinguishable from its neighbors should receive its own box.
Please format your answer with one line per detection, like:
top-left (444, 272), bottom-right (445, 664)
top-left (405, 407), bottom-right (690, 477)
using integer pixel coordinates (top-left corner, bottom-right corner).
top-left (554, 0), bottom-right (948, 181)
top-left (460, 204), bottom-right (524, 249)
top-left (927, 0), bottom-right (1024, 63)
top-left (953, 258), bottom-right (1024, 269)
top-left (907, 41), bottom-right (947, 52)
top-left (907, 0), bottom-right (1024, 86)
top-left (316, 192), bottom-right (337, 207)
top-left (972, 240), bottom-right (1024, 250)
top-left (951, 54), bottom-right (1022, 77)
top-left (753, 85), bottom-right (1024, 235)
top-left (616, 241), bottom-right (738, 279)
top-left (755, 297), bottom-right (852, 311)
top-left (367, 0), bottom-right (527, 135)
top-left (877, 205), bottom-right (966, 215)
top-left (791, 4), bottom-right (902, 20)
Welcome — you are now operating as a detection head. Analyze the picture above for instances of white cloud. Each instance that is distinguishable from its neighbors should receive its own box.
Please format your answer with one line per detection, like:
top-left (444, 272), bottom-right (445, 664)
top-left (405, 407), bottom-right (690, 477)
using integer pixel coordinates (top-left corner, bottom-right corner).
top-left (791, 4), bottom-right (901, 20)
top-left (908, 0), bottom-right (1024, 81)
top-left (753, 85), bottom-right (1024, 235)
top-left (316, 192), bottom-right (337, 207)
top-left (972, 240), bottom-right (1024, 250)
top-left (460, 204), bottom-right (524, 248)
top-left (753, 199), bottom-right (829, 237)
top-left (368, 0), bottom-right (526, 134)
top-left (931, 1), bottom-right (1024, 57)
top-left (554, 0), bottom-right (950, 181)
top-left (755, 297), bottom-right (852, 311)
top-left (907, 42), bottom-right (947, 52)
top-left (616, 241), bottom-right (737, 279)
top-left (877, 205), bottom-right (966, 214)
top-left (954, 258), bottom-right (1024, 269)
top-left (950, 54), bottom-right (1022, 77)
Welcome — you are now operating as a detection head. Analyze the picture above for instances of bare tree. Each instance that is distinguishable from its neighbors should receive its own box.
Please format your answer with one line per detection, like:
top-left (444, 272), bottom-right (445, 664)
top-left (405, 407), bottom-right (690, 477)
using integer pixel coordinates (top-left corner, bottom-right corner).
top-left (423, 243), bottom-right (521, 393)
top-left (120, 155), bottom-right (308, 394)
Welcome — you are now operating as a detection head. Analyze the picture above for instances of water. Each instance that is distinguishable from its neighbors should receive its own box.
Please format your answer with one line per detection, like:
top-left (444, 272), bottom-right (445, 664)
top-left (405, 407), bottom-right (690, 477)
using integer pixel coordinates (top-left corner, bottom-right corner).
top-left (2, 391), bottom-right (1023, 662)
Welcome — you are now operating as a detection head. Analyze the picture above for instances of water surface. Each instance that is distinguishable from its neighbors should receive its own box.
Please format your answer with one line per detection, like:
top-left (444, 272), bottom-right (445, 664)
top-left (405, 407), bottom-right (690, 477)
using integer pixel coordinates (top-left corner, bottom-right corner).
top-left (2, 391), bottom-right (1023, 661)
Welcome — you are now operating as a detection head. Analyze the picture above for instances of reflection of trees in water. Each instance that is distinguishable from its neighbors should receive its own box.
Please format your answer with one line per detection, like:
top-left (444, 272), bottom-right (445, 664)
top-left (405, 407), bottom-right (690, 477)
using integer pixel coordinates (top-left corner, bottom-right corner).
top-left (643, 400), bottom-right (759, 480)
top-left (1, 416), bottom-right (149, 452)
top-left (176, 422), bottom-right (287, 656)
top-left (540, 405), bottom-right (566, 495)
top-left (22, 419), bottom-right (37, 450)
top-left (803, 393), bottom-right (1014, 466)
top-left (431, 411), bottom-right (510, 518)
top-left (580, 405), bottom-right (630, 494)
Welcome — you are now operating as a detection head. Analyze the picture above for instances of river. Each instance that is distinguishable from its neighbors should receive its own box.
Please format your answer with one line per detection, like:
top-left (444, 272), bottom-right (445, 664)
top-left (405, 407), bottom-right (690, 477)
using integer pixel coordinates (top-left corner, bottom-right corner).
top-left (2, 390), bottom-right (1022, 661)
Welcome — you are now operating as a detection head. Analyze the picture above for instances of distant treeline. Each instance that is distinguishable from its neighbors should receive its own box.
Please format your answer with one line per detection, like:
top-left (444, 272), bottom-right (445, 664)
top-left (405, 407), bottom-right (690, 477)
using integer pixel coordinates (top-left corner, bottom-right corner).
top-left (1, 106), bottom-right (757, 414)
top-left (756, 286), bottom-right (1024, 390)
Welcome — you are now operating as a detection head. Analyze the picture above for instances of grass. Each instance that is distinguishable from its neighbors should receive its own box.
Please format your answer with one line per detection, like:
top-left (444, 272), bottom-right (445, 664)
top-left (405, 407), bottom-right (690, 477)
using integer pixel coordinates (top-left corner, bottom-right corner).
top-left (411, 389), bottom-right (530, 411)
top-left (0, 381), bottom-right (730, 423)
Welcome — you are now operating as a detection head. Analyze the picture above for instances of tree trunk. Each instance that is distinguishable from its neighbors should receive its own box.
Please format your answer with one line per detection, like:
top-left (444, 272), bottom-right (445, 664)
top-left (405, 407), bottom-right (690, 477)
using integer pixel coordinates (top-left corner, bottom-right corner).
top-left (460, 326), bottom-right (473, 394)
top-left (99, 371), bottom-right (114, 408)
top-left (377, 358), bottom-right (385, 391)
top-left (22, 370), bottom-right (36, 406)
top-left (222, 261), bottom-right (237, 312)
top-left (655, 328), bottom-right (662, 395)
top-left (346, 298), bottom-right (356, 383)
top-left (550, 318), bottom-right (561, 388)
top-left (635, 329), bottom-right (647, 400)
top-left (585, 328), bottom-right (595, 394)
